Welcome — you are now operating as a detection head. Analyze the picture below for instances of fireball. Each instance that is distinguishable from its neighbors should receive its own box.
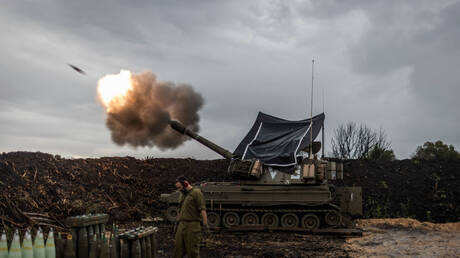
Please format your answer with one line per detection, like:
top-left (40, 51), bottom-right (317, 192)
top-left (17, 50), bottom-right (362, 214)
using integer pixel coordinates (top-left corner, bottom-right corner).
top-left (97, 70), bottom-right (133, 111)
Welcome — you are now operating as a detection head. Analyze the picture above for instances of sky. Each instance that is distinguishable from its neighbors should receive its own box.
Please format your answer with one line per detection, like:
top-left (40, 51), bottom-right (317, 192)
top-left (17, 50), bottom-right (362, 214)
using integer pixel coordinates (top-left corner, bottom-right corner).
top-left (1, 0), bottom-right (459, 160)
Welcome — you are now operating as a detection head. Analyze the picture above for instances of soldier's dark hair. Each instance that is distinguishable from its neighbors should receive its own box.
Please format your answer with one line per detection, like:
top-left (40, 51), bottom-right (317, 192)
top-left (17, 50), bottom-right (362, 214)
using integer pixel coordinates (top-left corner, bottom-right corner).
top-left (176, 175), bottom-right (188, 184)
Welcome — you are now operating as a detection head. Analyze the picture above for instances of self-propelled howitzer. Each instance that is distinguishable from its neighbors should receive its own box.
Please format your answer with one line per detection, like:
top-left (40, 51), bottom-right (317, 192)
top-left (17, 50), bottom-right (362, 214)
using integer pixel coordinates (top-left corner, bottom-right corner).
top-left (169, 120), bottom-right (263, 179)
top-left (162, 119), bottom-right (362, 230)
top-left (169, 120), bottom-right (234, 160)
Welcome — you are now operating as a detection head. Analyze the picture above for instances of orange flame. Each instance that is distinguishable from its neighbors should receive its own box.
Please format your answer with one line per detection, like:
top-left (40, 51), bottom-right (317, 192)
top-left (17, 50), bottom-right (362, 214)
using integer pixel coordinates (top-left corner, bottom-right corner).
top-left (97, 70), bottom-right (133, 111)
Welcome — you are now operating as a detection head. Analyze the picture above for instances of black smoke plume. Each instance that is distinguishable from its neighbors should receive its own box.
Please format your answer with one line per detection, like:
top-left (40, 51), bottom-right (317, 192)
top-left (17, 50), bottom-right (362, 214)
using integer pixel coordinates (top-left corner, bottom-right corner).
top-left (102, 71), bottom-right (204, 150)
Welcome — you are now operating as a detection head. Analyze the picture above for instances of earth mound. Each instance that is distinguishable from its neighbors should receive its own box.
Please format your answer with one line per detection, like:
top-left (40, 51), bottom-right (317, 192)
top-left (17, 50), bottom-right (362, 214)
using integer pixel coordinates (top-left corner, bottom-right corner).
top-left (0, 151), bottom-right (459, 228)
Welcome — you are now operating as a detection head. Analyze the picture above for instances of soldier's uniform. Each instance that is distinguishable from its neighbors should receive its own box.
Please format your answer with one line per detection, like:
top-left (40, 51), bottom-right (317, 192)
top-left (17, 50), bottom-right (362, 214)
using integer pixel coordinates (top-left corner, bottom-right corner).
top-left (174, 187), bottom-right (206, 258)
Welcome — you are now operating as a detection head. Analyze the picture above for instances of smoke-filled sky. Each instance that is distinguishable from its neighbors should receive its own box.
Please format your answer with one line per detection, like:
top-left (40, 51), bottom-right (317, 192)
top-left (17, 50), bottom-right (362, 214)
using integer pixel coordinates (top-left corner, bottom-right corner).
top-left (98, 70), bottom-right (204, 149)
top-left (1, 0), bottom-right (459, 159)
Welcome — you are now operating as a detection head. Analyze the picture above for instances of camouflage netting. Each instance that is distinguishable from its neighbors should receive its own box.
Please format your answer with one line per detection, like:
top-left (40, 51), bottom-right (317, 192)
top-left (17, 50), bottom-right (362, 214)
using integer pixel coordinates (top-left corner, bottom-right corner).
top-left (0, 152), bottom-right (459, 229)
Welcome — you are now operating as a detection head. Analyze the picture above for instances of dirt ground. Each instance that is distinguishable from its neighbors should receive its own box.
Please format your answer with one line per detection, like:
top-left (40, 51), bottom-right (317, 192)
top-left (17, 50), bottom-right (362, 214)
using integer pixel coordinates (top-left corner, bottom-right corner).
top-left (346, 218), bottom-right (460, 258)
top-left (154, 218), bottom-right (460, 257)
top-left (1, 152), bottom-right (459, 226)
top-left (1, 152), bottom-right (459, 257)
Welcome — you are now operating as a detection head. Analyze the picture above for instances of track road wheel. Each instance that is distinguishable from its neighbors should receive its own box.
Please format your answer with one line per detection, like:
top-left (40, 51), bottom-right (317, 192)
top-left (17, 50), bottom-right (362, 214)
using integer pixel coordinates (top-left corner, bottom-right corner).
top-left (241, 213), bottom-right (259, 225)
top-left (222, 212), bottom-right (240, 228)
top-left (301, 213), bottom-right (320, 230)
top-left (166, 206), bottom-right (179, 222)
top-left (261, 213), bottom-right (279, 227)
top-left (280, 213), bottom-right (299, 228)
top-left (207, 212), bottom-right (221, 228)
top-left (325, 211), bottom-right (342, 226)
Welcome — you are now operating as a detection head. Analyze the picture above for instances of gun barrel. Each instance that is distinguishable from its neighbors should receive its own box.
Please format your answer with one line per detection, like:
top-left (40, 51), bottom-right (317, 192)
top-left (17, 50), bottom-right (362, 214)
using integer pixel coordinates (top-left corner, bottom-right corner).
top-left (169, 120), bottom-right (234, 160)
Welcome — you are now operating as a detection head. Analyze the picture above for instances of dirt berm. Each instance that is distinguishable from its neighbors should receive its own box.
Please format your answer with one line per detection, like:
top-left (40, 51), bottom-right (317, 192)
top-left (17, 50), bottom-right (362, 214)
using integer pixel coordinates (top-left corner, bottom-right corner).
top-left (0, 151), bottom-right (459, 226)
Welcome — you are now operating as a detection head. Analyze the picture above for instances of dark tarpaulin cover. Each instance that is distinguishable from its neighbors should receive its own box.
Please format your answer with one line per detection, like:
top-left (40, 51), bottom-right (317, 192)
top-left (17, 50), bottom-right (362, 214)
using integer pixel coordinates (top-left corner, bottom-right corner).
top-left (234, 112), bottom-right (325, 173)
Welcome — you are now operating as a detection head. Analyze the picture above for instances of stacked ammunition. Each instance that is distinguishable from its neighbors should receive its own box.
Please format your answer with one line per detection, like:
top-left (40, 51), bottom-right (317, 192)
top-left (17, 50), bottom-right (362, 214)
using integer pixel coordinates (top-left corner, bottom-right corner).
top-left (118, 227), bottom-right (157, 258)
top-left (1, 214), bottom-right (157, 258)
top-left (64, 214), bottom-right (110, 258)
top-left (0, 228), bottom-right (56, 258)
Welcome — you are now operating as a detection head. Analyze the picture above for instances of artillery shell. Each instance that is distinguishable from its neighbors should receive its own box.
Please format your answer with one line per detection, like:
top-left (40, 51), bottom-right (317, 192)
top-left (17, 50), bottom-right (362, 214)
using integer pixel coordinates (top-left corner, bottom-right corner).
top-left (70, 229), bottom-right (77, 258)
top-left (109, 235), bottom-right (118, 258)
top-left (96, 238), bottom-right (102, 258)
top-left (108, 238), bottom-right (115, 258)
top-left (1, 230), bottom-right (9, 258)
top-left (144, 237), bottom-right (151, 258)
top-left (94, 226), bottom-right (100, 240)
top-left (121, 240), bottom-right (129, 258)
top-left (149, 236), bottom-right (156, 258)
top-left (55, 233), bottom-right (64, 258)
top-left (7, 230), bottom-right (21, 258)
top-left (88, 235), bottom-right (98, 258)
top-left (139, 238), bottom-right (145, 258)
top-left (63, 235), bottom-right (75, 258)
top-left (113, 227), bottom-right (119, 258)
top-left (87, 226), bottom-right (94, 240)
top-left (34, 230), bottom-right (46, 258)
top-left (45, 229), bottom-right (56, 258)
top-left (130, 240), bottom-right (140, 258)
top-left (99, 239), bottom-right (109, 258)
top-left (21, 231), bottom-right (33, 258)
top-left (78, 227), bottom-right (88, 258)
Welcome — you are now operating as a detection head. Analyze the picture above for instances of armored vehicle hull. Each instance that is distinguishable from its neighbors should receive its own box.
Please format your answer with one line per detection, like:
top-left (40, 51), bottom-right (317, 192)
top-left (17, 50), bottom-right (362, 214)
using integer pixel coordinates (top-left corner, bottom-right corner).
top-left (161, 175), bottom-right (362, 230)
top-left (162, 118), bottom-right (362, 230)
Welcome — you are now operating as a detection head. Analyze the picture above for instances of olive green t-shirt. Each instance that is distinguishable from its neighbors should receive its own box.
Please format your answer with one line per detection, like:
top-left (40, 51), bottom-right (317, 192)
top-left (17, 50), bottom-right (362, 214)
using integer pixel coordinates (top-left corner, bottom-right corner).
top-left (178, 188), bottom-right (206, 222)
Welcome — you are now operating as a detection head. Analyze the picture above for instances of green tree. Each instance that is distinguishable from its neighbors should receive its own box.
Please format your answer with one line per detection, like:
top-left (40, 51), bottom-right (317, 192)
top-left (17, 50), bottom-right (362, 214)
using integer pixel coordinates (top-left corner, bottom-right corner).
top-left (412, 141), bottom-right (460, 161)
top-left (368, 146), bottom-right (395, 161)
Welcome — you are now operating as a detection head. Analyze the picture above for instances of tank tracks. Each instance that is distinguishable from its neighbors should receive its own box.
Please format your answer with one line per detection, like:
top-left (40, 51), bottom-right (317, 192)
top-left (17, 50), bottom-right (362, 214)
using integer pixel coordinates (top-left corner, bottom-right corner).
top-left (222, 225), bottom-right (362, 236)
top-left (167, 205), bottom-right (359, 235)
top-left (207, 207), bottom-right (343, 229)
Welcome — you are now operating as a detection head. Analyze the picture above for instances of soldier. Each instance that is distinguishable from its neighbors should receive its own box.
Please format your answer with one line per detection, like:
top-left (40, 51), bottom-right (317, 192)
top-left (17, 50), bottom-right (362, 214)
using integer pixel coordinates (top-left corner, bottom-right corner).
top-left (174, 176), bottom-right (208, 258)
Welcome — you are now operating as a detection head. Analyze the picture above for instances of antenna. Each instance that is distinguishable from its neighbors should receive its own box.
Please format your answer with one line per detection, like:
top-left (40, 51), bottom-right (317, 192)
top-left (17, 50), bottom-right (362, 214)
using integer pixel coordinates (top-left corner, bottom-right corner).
top-left (322, 87), bottom-right (325, 113)
top-left (309, 59), bottom-right (314, 159)
top-left (322, 87), bottom-right (325, 158)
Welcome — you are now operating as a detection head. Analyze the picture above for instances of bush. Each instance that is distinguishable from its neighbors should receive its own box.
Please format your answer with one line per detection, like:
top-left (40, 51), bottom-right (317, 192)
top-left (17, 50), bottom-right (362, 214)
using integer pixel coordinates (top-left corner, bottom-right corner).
top-left (412, 141), bottom-right (460, 161)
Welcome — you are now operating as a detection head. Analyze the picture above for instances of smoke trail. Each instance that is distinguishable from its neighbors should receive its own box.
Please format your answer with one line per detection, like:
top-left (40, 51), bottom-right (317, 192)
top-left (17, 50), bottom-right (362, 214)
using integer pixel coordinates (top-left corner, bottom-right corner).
top-left (98, 70), bottom-right (204, 150)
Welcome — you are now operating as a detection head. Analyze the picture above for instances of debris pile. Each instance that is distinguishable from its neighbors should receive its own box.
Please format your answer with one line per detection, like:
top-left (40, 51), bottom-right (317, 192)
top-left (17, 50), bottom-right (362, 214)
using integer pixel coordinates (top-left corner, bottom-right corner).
top-left (0, 152), bottom-right (228, 227)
